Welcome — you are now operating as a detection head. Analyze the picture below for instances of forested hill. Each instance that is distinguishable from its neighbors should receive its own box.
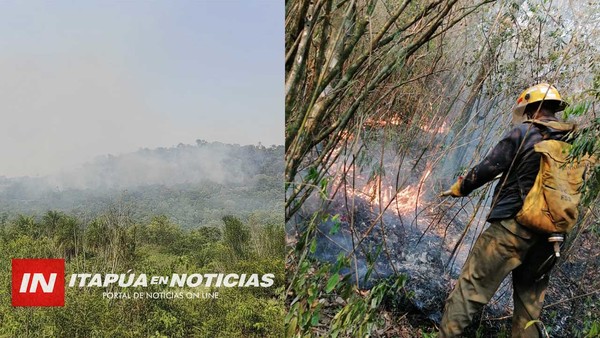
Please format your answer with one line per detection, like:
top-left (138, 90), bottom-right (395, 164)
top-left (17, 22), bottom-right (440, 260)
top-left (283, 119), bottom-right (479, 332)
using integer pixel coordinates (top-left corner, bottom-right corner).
top-left (0, 141), bottom-right (283, 228)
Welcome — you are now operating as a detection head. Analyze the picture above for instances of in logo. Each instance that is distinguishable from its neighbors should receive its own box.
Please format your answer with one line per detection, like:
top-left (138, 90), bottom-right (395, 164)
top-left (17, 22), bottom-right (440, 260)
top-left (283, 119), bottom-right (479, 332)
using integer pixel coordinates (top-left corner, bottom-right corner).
top-left (12, 259), bottom-right (65, 307)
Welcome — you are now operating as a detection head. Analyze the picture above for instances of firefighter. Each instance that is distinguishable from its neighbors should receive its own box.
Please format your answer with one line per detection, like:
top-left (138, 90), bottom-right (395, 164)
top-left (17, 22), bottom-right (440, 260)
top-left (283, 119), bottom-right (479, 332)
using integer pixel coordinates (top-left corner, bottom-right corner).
top-left (438, 84), bottom-right (574, 337)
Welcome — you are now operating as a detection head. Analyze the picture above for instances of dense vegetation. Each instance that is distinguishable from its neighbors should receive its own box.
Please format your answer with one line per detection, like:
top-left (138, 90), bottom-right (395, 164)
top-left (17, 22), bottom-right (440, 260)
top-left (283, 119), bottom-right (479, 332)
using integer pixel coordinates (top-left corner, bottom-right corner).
top-left (0, 141), bottom-right (285, 336)
top-left (0, 210), bottom-right (285, 337)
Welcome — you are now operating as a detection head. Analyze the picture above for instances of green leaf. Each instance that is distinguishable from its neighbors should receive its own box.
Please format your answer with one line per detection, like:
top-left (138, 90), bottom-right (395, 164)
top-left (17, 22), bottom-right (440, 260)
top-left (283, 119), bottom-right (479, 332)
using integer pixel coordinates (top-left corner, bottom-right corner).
top-left (307, 166), bottom-right (319, 181)
top-left (325, 273), bottom-right (340, 293)
top-left (330, 217), bottom-right (341, 235)
top-left (310, 311), bottom-right (320, 326)
top-left (309, 238), bottom-right (317, 254)
top-left (286, 316), bottom-right (298, 337)
top-left (371, 297), bottom-right (379, 309)
top-left (525, 319), bottom-right (541, 329)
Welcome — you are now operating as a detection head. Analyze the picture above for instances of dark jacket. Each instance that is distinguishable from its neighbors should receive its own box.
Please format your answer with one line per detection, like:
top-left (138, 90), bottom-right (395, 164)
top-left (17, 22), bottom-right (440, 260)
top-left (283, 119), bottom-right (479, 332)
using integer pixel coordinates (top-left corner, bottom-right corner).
top-left (459, 117), bottom-right (575, 222)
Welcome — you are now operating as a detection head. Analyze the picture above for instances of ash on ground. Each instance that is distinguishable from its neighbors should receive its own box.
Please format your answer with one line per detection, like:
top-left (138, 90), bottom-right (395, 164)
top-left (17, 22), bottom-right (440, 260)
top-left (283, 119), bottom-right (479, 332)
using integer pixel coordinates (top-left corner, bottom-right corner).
top-left (296, 195), bottom-right (515, 325)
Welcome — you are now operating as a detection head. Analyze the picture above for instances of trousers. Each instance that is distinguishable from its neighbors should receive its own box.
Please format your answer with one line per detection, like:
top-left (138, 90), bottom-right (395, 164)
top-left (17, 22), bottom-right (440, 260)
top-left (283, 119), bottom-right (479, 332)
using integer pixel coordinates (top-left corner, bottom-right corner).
top-left (439, 219), bottom-right (555, 338)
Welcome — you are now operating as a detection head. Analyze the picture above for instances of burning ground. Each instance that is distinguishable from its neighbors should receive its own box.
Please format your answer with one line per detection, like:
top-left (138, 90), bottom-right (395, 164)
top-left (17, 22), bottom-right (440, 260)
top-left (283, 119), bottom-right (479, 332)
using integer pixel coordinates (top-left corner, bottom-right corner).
top-left (286, 133), bottom-right (600, 337)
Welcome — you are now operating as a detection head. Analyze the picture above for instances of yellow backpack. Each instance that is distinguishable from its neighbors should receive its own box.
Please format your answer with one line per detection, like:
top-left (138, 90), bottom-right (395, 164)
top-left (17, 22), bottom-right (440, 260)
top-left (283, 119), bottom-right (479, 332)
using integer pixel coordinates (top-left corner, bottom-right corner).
top-left (516, 120), bottom-right (595, 233)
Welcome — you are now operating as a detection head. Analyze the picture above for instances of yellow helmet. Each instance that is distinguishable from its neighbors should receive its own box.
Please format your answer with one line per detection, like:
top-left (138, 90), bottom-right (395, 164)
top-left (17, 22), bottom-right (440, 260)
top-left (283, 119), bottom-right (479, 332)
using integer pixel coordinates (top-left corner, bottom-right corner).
top-left (513, 83), bottom-right (568, 117)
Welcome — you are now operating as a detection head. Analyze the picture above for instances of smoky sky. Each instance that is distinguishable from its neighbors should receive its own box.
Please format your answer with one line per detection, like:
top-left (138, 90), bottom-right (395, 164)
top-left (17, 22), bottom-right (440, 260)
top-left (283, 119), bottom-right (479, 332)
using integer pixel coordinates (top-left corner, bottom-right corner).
top-left (0, 1), bottom-right (283, 177)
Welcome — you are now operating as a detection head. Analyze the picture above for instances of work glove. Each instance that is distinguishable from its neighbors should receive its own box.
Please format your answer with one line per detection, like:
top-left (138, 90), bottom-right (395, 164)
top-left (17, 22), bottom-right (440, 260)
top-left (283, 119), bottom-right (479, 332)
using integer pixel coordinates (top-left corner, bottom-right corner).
top-left (439, 177), bottom-right (464, 197)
